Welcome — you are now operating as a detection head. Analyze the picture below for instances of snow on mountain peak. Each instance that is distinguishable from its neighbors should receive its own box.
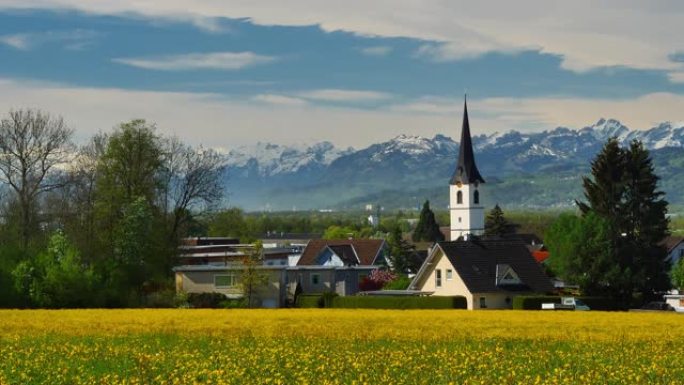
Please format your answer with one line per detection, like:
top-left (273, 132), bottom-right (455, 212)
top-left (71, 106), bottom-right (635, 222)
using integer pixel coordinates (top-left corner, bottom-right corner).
top-left (225, 141), bottom-right (352, 176)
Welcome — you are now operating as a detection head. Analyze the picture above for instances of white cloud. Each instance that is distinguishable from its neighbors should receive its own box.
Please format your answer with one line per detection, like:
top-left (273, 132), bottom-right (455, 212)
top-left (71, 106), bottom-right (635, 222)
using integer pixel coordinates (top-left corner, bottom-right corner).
top-left (2, 1), bottom-right (684, 75)
top-left (0, 29), bottom-right (99, 50)
top-left (359, 46), bottom-right (392, 57)
top-left (0, 78), bottom-right (682, 150)
top-left (668, 71), bottom-right (684, 84)
top-left (112, 51), bottom-right (276, 71)
top-left (252, 94), bottom-right (307, 106)
top-left (297, 89), bottom-right (392, 102)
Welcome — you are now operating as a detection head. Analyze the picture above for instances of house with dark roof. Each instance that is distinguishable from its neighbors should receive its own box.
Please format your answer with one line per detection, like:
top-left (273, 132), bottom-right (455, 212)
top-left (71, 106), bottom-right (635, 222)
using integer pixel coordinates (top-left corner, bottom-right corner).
top-left (408, 239), bottom-right (554, 309)
top-left (409, 98), bottom-right (553, 309)
top-left (297, 239), bottom-right (387, 267)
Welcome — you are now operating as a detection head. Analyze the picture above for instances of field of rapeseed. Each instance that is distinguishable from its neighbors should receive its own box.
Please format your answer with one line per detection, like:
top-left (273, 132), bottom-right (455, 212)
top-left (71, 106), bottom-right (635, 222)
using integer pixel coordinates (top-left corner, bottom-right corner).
top-left (1, 309), bottom-right (683, 384)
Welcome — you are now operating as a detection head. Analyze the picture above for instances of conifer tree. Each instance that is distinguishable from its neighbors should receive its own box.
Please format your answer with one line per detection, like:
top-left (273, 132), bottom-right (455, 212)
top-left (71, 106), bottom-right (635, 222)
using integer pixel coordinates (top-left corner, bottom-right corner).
top-left (575, 138), bottom-right (670, 306)
top-left (412, 200), bottom-right (445, 243)
top-left (484, 204), bottom-right (513, 237)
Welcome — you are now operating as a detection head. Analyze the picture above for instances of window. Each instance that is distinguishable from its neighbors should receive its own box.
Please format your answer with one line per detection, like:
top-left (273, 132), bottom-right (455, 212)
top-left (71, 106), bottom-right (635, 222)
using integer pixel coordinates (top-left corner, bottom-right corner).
top-left (458, 217), bottom-right (462, 223)
top-left (473, 190), bottom-right (480, 204)
top-left (456, 191), bottom-right (463, 204)
top-left (446, 269), bottom-right (453, 281)
top-left (480, 296), bottom-right (487, 308)
top-left (311, 273), bottom-right (320, 285)
top-left (435, 269), bottom-right (442, 288)
top-left (214, 274), bottom-right (237, 288)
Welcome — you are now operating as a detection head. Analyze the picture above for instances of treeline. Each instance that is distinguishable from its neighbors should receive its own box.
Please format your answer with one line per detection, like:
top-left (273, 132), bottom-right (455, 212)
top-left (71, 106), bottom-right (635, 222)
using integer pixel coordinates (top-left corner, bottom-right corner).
top-left (0, 110), bottom-right (225, 308)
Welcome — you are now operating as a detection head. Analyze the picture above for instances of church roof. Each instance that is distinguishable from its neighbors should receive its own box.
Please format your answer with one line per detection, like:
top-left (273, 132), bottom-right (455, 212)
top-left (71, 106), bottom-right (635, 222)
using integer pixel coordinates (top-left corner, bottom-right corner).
top-left (450, 99), bottom-right (485, 185)
top-left (437, 238), bottom-right (553, 294)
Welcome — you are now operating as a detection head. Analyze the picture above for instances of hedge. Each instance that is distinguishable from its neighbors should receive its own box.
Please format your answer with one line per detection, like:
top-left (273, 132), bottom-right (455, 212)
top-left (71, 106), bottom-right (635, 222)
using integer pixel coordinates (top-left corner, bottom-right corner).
top-left (296, 294), bottom-right (324, 308)
top-left (330, 295), bottom-right (467, 309)
top-left (512, 296), bottom-right (561, 310)
top-left (512, 295), bottom-right (617, 310)
top-left (187, 292), bottom-right (227, 308)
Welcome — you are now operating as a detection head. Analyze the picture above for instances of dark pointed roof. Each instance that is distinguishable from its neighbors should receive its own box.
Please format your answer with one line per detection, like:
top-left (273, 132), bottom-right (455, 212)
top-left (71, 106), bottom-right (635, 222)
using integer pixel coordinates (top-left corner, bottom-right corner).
top-left (450, 98), bottom-right (485, 185)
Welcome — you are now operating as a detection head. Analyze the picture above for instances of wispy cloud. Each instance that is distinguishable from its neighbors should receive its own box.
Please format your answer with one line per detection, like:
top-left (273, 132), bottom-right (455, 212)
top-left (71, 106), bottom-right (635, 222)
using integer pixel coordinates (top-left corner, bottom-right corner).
top-left (112, 51), bottom-right (276, 71)
top-left (668, 72), bottom-right (684, 84)
top-left (252, 94), bottom-right (307, 106)
top-left (298, 89), bottom-right (393, 102)
top-left (0, 29), bottom-right (99, 50)
top-left (358, 45), bottom-right (392, 57)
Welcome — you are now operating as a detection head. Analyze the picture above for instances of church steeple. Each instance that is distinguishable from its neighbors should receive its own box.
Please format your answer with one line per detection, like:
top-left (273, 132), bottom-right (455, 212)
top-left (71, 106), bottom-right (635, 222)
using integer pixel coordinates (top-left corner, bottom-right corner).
top-left (450, 97), bottom-right (485, 185)
top-left (449, 96), bottom-right (485, 240)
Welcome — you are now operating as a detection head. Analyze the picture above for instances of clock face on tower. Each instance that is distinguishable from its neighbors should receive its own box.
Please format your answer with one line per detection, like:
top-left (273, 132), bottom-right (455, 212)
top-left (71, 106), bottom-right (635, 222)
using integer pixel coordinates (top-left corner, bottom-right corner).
top-left (456, 181), bottom-right (462, 188)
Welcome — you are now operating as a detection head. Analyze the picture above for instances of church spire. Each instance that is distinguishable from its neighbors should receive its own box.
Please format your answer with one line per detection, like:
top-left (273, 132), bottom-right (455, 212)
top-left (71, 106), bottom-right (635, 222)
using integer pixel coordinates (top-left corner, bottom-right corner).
top-left (450, 96), bottom-right (485, 185)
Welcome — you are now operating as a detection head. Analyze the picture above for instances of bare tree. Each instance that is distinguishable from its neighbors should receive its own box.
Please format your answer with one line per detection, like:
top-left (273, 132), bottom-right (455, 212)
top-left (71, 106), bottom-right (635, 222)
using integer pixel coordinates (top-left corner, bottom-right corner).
top-left (161, 137), bottom-right (225, 241)
top-left (0, 109), bottom-right (73, 248)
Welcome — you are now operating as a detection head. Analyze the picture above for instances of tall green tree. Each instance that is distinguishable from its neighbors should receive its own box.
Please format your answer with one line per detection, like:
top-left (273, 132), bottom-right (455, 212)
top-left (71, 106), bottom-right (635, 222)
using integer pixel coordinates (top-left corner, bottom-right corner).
top-left (484, 204), bottom-right (514, 237)
top-left (412, 200), bottom-right (444, 242)
top-left (575, 138), bottom-right (670, 306)
top-left (386, 226), bottom-right (422, 274)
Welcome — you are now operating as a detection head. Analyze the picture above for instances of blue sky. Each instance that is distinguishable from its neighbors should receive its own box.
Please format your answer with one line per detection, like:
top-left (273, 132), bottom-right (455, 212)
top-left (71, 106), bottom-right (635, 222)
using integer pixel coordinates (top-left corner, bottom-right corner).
top-left (0, 2), bottom-right (683, 148)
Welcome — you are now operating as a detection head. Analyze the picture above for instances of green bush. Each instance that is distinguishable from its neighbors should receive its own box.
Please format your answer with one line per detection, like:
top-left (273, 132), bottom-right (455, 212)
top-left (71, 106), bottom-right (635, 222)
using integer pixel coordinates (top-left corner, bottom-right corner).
top-left (187, 292), bottom-right (228, 308)
top-left (512, 296), bottom-right (561, 310)
top-left (577, 297), bottom-right (617, 311)
top-left (296, 294), bottom-right (324, 308)
top-left (330, 295), bottom-right (466, 309)
top-left (383, 276), bottom-right (412, 290)
top-left (220, 298), bottom-right (248, 309)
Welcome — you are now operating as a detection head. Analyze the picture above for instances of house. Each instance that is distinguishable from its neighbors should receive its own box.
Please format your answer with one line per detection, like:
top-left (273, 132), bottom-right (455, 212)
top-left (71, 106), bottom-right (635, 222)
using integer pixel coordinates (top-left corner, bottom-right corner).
top-left (297, 239), bottom-right (388, 267)
top-left (662, 236), bottom-right (684, 267)
top-left (409, 98), bottom-right (553, 309)
top-left (172, 238), bottom-right (387, 307)
top-left (173, 264), bottom-right (379, 307)
top-left (408, 238), bottom-right (554, 309)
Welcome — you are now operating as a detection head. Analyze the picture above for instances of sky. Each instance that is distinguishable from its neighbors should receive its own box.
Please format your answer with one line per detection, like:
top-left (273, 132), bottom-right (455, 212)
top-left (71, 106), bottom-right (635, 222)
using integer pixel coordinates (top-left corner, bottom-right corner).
top-left (0, 1), bottom-right (683, 149)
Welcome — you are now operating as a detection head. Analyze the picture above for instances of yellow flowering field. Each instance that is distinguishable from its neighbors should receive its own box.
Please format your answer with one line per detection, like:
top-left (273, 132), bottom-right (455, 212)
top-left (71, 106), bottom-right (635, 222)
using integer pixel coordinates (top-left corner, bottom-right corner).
top-left (1, 309), bottom-right (683, 384)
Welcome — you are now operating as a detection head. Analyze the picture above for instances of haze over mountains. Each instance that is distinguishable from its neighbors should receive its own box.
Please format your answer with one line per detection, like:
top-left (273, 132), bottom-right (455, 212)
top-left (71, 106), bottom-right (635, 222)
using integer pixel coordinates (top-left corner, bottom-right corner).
top-left (224, 119), bottom-right (684, 211)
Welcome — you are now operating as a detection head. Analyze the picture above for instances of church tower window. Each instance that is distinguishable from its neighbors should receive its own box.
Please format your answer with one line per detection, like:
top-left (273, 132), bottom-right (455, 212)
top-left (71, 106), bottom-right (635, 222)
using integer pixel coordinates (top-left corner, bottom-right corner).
top-left (457, 191), bottom-right (463, 204)
top-left (473, 190), bottom-right (479, 204)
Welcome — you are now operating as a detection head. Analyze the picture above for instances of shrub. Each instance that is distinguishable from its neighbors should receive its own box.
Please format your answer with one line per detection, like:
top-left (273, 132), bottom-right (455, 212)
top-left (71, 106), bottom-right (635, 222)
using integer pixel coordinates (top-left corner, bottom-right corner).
top-left (512, 296), bottom-right (561, 310)
top-left (577, 297), bottom-right (617, 311)
top-left (383, 275), bottom-right (412, 290)
top-left (296, 294), bottom-right (324, 308)
top-left (187, 292), bottom-right (228, 308)
top-left (330, 295), bottom-right (466, 309)
top-left (220, 298), bottom-right (248, 309)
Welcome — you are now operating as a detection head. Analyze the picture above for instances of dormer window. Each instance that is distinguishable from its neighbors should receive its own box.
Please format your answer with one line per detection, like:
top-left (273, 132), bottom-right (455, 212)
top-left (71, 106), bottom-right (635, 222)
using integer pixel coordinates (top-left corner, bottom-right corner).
top-left (473, 190), bottom-right (480, 204)
top-left (457, 191), bottom-right (463, 204)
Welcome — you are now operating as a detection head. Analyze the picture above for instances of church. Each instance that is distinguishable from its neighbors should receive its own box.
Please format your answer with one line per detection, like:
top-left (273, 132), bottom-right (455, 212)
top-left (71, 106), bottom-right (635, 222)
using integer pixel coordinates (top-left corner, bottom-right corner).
top-left (408, 99), bottom-right (553, 309)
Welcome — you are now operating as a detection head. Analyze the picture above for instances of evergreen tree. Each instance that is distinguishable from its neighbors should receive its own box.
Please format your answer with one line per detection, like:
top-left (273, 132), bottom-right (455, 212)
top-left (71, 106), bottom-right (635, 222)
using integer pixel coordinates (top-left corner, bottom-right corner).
top-left (412, 200), bottom-right (444, 243)
top-left (622, 140), bottom-right (670, 299)
top-left (575, 138), bottom-right (670, 306)
top-left (484, 204), bottom-right (513, 237)
top-left (387, 226), bottom-right (422, 274)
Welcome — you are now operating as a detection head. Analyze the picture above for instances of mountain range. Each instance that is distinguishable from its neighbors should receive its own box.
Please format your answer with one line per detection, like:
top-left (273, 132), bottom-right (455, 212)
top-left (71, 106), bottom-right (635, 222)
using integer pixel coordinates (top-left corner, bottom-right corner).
top-left (223, 119), bottom-right (684, 211)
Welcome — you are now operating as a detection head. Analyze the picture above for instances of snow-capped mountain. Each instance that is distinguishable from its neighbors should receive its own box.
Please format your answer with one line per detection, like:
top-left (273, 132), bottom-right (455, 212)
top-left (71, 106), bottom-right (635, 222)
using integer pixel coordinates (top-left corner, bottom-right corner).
top-left (223, 119), bottom-right (684, 210)
top-left (224, 141), bottom-right (353, 177)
